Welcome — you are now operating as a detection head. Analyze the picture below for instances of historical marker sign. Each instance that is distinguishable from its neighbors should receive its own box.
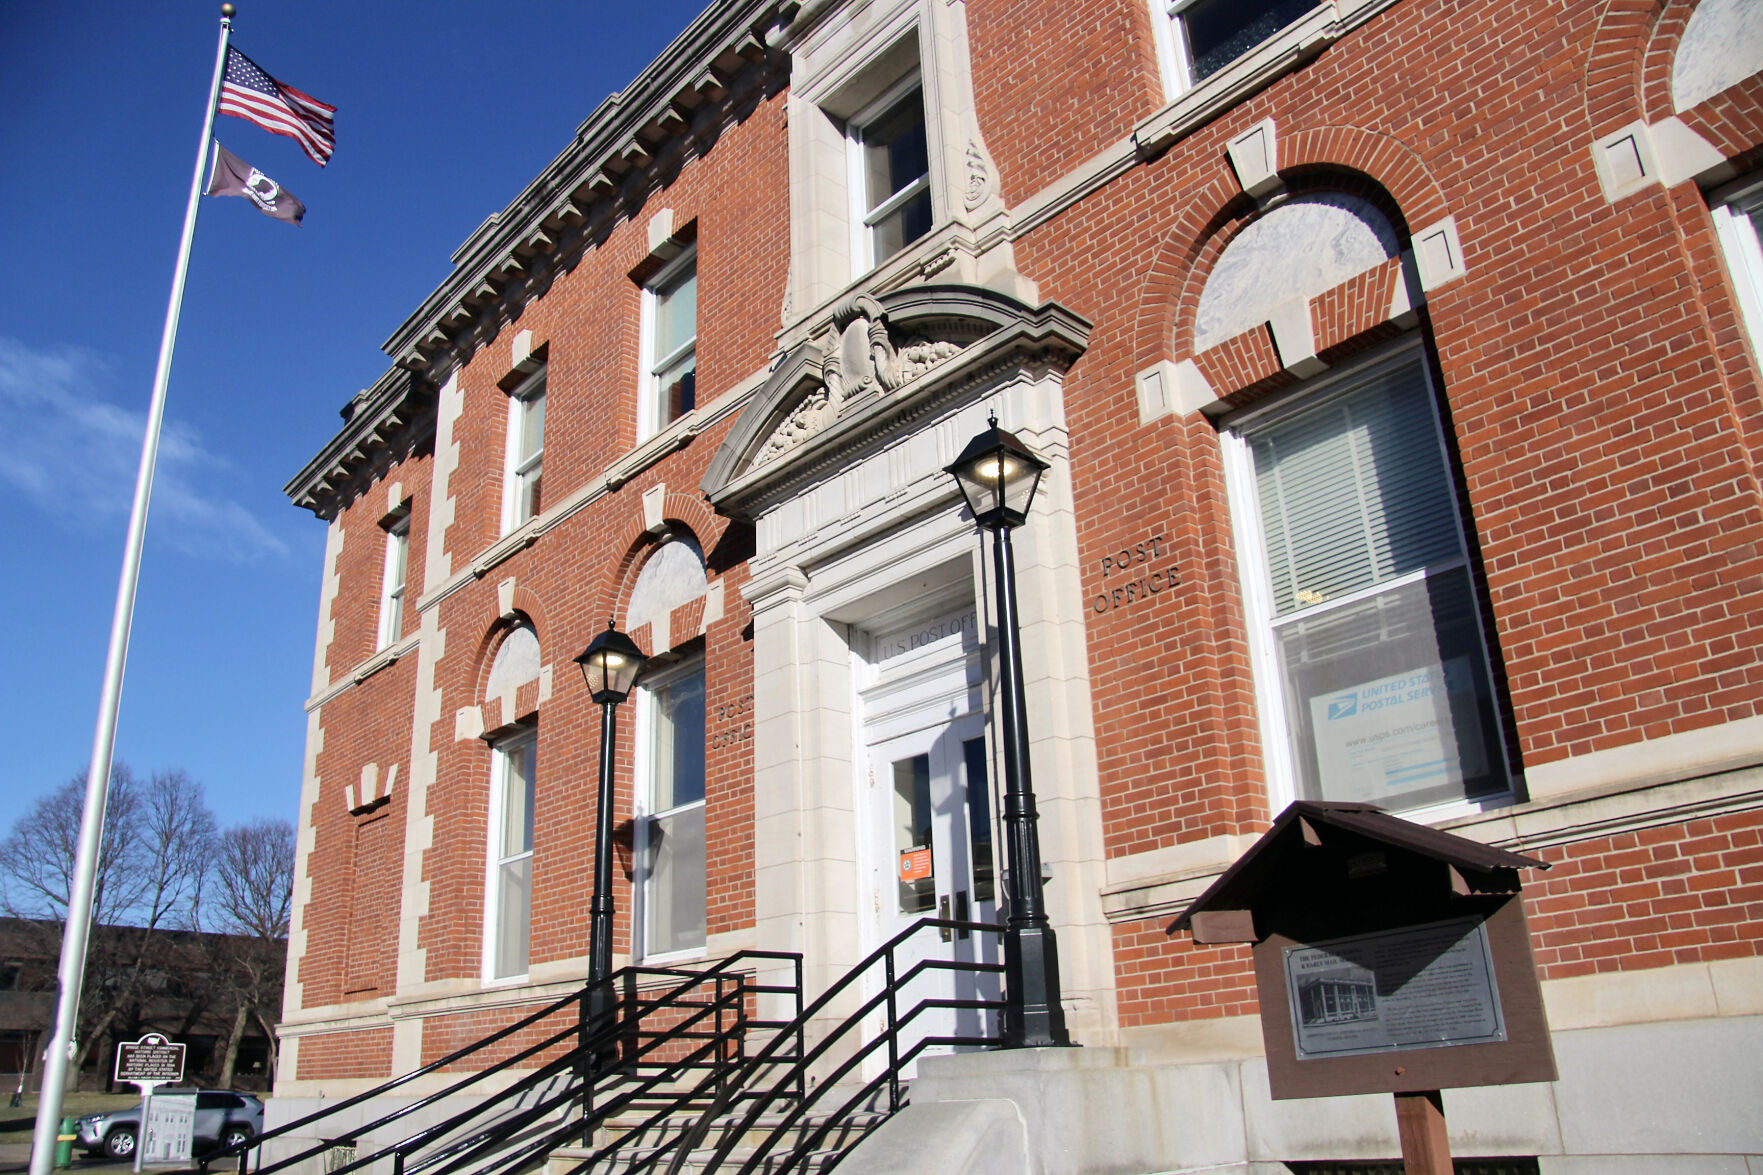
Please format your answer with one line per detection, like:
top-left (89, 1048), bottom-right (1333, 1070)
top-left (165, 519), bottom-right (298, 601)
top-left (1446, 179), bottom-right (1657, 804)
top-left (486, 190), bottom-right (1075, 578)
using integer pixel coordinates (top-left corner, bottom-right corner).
top-left (115, 1033), bottom-right (185, 1085)
top-left (1283, 917), bottom-right (1506, 1061)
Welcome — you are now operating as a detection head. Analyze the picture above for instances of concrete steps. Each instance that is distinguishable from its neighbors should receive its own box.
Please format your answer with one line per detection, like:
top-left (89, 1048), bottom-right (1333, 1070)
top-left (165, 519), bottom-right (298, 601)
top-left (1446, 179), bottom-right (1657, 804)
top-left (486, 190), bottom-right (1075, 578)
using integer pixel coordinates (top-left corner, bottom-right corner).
top-left (545, 1105), bottom-right (888, 1175)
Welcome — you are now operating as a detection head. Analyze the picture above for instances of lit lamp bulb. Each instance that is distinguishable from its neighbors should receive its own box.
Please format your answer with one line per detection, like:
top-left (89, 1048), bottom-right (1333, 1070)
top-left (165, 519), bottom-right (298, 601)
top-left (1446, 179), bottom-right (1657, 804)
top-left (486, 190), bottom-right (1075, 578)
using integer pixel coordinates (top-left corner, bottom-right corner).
top-left (574, 621), bottom-right (646, 705)
top-left (946, 417), bottom-right (1048, 529)
top-left (980, 457), bottom-right (1016, 483)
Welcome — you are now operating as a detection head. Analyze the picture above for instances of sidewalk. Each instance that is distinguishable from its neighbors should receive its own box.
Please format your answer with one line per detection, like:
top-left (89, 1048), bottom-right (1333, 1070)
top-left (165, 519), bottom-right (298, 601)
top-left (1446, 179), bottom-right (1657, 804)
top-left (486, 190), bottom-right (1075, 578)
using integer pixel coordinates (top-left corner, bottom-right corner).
top-left (0, 1146), bottom-right (210, 1175)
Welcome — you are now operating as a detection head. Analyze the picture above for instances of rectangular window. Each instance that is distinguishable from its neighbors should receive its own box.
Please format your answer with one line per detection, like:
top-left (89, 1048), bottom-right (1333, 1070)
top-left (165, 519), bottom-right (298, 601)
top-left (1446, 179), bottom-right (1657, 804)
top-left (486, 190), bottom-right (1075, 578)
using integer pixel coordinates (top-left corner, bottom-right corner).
top-left (1156, 0), bottom-right (1320, 94)
top-left (961, 736), bottom-right (994, 905)
top-left (637, 657), bottom-right (706, 958)
top-left (892, 753), bottom-right (934, 915)
top-left (503, 369), bottom-right (546, 531)
top-left (849, 78), bottom-right (933, 270)
top-left (1224, 344), bottom-right (1511, 815)
top-left (486, 729), bottom-right (536, 981)
top-left (1713, 178), bottom-right (1763, 358)
top-left (643, 250), bottom-right (697, 438)
top-left (377, 515), bottom-right (409, 649)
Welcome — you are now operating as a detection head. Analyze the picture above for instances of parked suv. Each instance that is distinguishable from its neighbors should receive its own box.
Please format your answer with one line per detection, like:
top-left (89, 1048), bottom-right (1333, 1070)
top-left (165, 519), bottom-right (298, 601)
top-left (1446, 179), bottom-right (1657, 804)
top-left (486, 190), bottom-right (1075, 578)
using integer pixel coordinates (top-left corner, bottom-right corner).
top-left (75, 1090), bottom-right (264, 1160)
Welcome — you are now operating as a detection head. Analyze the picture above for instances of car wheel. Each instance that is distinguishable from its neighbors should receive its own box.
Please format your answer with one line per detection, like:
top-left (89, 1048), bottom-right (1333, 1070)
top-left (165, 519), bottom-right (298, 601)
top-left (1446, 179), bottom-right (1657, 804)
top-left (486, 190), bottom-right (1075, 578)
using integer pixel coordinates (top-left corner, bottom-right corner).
top-left (104, 1128), bottom-right (137, 1160)
top-left (220, 1126), bottom-right (253, 1150)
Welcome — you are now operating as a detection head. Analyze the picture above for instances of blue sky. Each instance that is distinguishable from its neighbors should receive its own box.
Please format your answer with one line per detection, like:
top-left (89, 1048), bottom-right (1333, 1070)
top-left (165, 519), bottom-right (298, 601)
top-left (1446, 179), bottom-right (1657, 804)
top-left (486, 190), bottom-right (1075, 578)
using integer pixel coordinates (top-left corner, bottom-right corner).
top-left (0, 0), bottom-right (708, 838)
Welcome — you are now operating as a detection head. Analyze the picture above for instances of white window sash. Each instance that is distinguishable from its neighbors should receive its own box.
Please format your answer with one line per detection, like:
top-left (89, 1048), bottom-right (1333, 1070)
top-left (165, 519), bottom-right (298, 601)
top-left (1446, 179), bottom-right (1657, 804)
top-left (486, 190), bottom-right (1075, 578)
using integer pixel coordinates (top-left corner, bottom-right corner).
top-left (639, 247), bottom-right (698, 440)
top-left (1154, 0), bottom-right (1199, 96)
top-left (483, 729), bottom-right (537, 983)
top-left (501, 368), bottom-right (546, 533)
top-left (651, 336), bottom-right (697, 379)
top-left (1712, 180), bottom-right (1763, 358)
top-left (1265, 556), bottom-right (1469, 633)
top-left (863, 172), bottom-right (932, 228)
top-left (845, 71), bottom-right (927, 272)
top-left (1222, 339), bottom-right (1513, 817)
top-left (632, 657), bottom-right (707, 962)
top-left (377, 519), bottom-right (408, 649)
top-left (1151, 0), bottom-right (1322, 100)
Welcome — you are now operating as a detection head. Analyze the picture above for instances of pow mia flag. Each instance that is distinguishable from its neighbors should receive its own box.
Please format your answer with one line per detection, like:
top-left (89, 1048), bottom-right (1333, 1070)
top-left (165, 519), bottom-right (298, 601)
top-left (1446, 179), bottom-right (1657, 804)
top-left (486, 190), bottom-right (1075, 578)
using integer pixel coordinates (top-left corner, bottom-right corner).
top-left (205, 142), bottom-right (304, 225)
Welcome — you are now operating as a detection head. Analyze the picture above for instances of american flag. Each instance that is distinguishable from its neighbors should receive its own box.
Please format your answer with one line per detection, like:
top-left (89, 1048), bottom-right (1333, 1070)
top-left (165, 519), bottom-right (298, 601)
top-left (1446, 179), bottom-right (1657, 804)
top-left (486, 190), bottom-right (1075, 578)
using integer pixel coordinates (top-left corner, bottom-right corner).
top-left (218, 47), bottom-right (336, 166)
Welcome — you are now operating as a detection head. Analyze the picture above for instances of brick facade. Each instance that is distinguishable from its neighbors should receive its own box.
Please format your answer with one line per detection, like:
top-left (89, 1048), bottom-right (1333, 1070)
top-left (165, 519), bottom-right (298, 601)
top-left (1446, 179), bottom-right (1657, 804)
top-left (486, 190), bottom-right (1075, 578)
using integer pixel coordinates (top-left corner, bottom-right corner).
top-left (277, 0), bottom-right (1763, 1165)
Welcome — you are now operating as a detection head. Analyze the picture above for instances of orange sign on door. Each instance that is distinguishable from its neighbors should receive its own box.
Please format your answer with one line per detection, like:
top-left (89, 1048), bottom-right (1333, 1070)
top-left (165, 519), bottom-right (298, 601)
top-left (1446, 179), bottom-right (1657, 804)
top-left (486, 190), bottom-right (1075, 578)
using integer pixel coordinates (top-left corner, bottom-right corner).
top-left (899, 847), bottom-right (933, 882)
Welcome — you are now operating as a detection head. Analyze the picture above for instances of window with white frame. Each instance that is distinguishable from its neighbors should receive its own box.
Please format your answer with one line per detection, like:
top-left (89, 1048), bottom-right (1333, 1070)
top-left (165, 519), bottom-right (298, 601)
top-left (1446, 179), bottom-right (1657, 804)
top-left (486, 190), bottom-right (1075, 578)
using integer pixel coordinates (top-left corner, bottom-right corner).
top-left (1712, 178), bottom-right (1763, 359)
top-left (502, 368), bottom-right (546, 531)
top-left (485, 726), bottom-right (536, 981)
top-left (848, 75), bottom-right (933, 271)
top-left (635, 656), bottom-right (706, 959)
top-left (1222, 342), bottom-right (1512, 815)
top-left (642, 250), bottom-right (697, 439)
top-left (377, 513), bottom-right (409, 649)
top-left (1154, 0), bottom-right (1321, 96)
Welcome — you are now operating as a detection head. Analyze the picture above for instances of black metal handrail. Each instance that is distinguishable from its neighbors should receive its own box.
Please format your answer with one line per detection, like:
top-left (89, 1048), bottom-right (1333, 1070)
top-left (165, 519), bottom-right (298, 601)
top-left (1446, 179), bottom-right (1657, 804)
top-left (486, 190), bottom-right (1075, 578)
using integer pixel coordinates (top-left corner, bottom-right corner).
top-left (682, 917), bottom-right (1006, 1175)
top-left (414, 973), bottom-right (751, 1175)
top-left (205, 949), bottom-right (803, 1175)
top-left (205, 926), bottom-right (986, 1175)
top-left (455, 971), bottom-right (763, 1175)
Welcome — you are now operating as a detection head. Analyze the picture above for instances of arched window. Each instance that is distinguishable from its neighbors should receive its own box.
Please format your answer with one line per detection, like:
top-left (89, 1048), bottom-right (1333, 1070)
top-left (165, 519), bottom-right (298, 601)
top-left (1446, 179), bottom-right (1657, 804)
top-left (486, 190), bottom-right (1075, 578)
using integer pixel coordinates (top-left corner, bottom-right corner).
top-left (625, 538), bottom-right (709, 959)
top-left (1204, 195), bottom-right (1514, 815)
top-left (484, 624), bottom-right (540, 981)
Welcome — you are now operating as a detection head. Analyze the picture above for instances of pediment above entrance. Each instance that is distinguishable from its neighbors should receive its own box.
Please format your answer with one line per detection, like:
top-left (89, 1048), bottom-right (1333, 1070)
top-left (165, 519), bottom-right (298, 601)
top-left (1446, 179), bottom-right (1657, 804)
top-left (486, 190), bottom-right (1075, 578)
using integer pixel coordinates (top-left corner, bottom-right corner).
top-left (702, 284), bottom-right (1090, 520)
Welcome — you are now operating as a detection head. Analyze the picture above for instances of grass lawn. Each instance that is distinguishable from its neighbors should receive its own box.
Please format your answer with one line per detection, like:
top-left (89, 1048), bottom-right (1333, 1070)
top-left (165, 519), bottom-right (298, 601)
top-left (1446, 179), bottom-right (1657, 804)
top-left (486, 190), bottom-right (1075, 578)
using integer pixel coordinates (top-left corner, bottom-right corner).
top-left (0, 1093), bottom-right (139, 1144)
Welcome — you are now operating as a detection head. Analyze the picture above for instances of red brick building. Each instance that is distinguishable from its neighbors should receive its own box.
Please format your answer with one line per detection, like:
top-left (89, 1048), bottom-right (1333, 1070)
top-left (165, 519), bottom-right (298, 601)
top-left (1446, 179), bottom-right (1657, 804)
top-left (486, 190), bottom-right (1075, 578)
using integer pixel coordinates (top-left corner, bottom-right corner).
top-left (280, 0), bottom-right (1763, 1168)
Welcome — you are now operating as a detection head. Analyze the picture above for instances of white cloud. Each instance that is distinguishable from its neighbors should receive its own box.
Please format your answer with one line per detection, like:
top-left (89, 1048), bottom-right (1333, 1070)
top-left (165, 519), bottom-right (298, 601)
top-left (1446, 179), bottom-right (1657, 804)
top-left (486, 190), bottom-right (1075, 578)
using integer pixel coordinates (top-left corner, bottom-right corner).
top-left (0, 337), bottom-right (290, 561)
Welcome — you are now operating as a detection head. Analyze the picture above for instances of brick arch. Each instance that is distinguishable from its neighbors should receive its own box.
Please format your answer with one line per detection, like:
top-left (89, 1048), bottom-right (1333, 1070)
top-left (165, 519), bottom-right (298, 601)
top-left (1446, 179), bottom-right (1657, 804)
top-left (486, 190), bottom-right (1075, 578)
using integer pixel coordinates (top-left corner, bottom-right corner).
top-left (1276, 125), bottom-right (1450, 233)
top-left (1584, 0), bottom-right (1665, 137)
top-left (466, 587), bottom-right (552, 708)
top-left (656, 491), bottom-right (720, 548)
top-left (586, 506), bottom-right (716, 645)
top-left (1639, 0), bottom-right (1701, 122)
top-left (1128, 172), bottom-right (1251, 375)
top-left (1584, 0), bottom-right (1763, 171)
top-left (1133, 144), bottom-right (1434, 372)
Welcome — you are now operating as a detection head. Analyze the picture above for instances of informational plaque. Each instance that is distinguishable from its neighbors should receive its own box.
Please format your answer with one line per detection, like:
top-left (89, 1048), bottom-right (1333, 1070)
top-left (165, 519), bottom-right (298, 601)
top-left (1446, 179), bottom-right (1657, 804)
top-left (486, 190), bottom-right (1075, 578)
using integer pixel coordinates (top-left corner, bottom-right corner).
top-left (141, 1093), bottom-right (195, 1166)
top-left (115, 1033), bottom-right (186, 1085)
top-left (1284, 917), bottom-right (1505, 1061)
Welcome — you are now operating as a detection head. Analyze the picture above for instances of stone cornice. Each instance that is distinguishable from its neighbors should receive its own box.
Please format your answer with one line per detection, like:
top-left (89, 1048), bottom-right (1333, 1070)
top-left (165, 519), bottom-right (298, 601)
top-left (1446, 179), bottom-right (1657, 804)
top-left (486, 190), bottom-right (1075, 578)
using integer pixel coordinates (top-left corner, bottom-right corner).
top-left (382, 0), bottom-right (790, 377)
top-left (284, 366), bottom-right (432, 520)
top-left (286, 0), bottom-right (790, 518)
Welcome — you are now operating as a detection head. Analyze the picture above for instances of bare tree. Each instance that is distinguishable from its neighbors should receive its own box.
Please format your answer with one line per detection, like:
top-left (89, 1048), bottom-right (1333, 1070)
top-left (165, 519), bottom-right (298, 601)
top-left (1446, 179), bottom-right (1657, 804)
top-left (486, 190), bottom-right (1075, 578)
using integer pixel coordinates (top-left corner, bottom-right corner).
top-left (0, 765), bottom-right (144, 929)
top-left (201, 820), bottom-right (294, 1086)
top-left (0, 766), bottom-right (215, 1084)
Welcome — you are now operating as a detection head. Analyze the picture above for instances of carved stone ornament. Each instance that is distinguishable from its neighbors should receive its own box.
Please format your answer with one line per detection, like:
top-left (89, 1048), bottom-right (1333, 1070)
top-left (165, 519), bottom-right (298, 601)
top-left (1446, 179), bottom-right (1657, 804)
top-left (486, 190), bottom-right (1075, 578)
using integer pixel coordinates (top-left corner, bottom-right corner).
top-left (752, 294), bottom-right (964, 468)
top-left (963, 139), bottom-right (992, 211)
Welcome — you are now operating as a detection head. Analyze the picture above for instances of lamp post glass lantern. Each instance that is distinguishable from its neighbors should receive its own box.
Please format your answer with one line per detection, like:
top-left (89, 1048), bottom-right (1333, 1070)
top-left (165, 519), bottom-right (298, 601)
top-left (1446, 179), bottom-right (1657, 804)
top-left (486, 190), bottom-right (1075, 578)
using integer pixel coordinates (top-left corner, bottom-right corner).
top-left (573, 621), bottom-right (646, 1040)
top-left (945, 417), bottom-right (1070, 1048)
top-left (576, 621), bottom-right (645, 704)
top-left (947, 416), bottom-right (1048, 529)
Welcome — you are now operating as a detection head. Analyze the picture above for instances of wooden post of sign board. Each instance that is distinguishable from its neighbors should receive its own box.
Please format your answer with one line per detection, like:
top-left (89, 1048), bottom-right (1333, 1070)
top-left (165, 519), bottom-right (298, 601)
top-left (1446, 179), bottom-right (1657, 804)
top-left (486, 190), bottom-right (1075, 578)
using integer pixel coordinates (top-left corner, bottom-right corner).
top-left (1394, 1090), bottom-right (1452, 1175)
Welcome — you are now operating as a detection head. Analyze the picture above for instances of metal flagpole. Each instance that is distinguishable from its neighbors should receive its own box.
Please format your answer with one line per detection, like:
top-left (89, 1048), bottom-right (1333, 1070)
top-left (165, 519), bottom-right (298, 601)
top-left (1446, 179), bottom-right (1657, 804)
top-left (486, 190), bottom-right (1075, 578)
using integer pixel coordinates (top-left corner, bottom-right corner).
top-left (28, 8), bottom-right (235, 1174)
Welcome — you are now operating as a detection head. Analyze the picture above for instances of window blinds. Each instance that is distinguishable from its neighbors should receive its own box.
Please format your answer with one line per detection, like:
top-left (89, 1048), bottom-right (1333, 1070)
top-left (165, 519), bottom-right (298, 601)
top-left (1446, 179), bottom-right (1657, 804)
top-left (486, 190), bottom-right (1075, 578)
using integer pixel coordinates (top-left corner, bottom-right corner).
top-left (1250, 356), bottom-right (1462, 616)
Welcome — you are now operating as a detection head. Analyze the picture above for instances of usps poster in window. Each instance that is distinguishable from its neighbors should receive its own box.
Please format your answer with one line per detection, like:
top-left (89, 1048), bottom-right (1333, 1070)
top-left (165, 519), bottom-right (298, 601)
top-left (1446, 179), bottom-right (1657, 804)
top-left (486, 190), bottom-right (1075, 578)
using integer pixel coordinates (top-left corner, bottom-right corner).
top-left (1310, 658), bottom-right (1486, 800)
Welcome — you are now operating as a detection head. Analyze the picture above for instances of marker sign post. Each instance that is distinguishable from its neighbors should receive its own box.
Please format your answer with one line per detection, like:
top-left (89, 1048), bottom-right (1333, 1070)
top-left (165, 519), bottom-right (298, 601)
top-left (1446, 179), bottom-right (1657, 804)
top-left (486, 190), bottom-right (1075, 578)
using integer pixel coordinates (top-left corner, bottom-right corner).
top-left (1171, 803), bottom-right (1556, 1175)
top-left (113, 1034), bottom-right (191, 1172)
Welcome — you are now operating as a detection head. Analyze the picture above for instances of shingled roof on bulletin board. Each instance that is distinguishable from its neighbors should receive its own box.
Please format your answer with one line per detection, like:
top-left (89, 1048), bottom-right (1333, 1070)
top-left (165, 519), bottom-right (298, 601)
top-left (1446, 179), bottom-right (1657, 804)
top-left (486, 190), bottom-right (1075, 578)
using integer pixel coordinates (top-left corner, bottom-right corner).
top-left (1168, 801), bottom-right (1550, 946)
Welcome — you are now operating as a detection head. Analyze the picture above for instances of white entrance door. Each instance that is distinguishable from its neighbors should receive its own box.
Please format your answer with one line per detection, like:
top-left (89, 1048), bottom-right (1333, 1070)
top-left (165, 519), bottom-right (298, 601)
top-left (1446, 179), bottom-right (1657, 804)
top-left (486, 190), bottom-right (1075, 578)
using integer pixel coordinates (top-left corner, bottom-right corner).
top-left (863, 683), bottom-right (1002, 1066)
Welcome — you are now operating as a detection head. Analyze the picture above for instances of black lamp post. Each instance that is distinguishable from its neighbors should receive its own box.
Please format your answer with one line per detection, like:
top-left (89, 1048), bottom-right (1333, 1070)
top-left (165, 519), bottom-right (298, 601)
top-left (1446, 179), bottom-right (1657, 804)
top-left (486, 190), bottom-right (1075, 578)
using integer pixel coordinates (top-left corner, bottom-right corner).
top-left (573, 621), bottom-right (646, 1032)
top-left (946, 416), bottom-right (1071, 1049)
